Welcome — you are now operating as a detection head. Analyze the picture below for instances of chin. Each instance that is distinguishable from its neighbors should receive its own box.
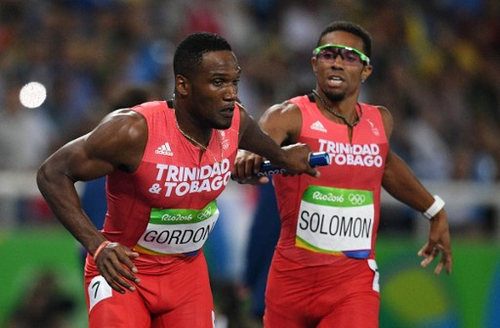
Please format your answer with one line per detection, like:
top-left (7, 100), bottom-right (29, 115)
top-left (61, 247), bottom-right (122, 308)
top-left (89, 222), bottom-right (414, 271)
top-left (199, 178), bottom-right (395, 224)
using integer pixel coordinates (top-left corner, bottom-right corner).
top-left (214, 119), bottom-right (232, 130)
top-left (326, 92), bottom-right (346, 102)
top-left (219, 122), bottom-right (232, 130)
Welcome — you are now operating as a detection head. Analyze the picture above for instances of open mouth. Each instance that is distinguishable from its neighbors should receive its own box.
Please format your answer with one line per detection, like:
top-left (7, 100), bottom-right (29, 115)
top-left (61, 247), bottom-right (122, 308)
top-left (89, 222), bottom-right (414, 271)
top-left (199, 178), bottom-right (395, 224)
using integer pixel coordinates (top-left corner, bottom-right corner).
top-left (220, 106), bottom-right (235, 117)
top-left (326, 75), bottom-right (345, 88)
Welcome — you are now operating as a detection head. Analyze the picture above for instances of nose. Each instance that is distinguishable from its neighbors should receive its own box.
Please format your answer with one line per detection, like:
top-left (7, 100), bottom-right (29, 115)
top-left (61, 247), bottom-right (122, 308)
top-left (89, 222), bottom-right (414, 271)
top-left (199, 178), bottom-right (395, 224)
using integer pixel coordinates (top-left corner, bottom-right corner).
top-left (223, 84), bottom-right (238, 101)
top-left (331, 53), bottom-right (344, 67)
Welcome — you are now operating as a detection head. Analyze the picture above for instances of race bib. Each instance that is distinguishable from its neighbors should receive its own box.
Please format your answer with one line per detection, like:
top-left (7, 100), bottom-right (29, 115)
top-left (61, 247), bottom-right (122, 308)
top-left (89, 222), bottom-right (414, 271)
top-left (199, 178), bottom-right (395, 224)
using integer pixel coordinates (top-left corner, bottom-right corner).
top-left (88, 275), bottom-right (112, 312)
top-left (295, 186), bottom-right (374, 259)
top-left (135, 201), bottom-right (219, 255)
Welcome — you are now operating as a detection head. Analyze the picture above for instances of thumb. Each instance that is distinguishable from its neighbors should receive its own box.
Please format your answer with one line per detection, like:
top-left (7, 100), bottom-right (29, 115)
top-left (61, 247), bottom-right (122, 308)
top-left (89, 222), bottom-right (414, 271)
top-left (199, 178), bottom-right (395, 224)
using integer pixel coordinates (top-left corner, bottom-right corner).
top-left (307, 167), bottom-right (320, 178)
top-left (258, 176), bottom-right (270, 184)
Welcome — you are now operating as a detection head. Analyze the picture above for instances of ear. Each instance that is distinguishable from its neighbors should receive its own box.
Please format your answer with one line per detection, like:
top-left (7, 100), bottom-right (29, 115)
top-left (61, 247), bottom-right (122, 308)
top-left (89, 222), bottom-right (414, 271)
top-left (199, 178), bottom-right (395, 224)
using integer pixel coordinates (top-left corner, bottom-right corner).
top-left (361, 64), bottom-right (373, 82)
top-left (175, 74), bottom-right (190, 97)
top-left (311, 56), bottom-right (318, 76)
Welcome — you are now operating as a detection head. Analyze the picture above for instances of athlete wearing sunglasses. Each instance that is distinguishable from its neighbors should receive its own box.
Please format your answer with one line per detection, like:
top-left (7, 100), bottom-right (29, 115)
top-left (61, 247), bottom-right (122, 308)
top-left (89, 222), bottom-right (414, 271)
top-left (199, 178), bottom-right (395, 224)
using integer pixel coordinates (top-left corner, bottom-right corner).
top-left (313, 43), bottom-right (370, 66)
top-left (232, 21), bottom-right (452, 328)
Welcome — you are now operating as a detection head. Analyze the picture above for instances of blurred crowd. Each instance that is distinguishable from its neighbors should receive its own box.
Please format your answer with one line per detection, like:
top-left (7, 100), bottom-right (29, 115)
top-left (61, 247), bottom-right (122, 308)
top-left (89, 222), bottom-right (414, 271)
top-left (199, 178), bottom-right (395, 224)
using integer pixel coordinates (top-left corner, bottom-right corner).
top-left (0, 0), bottom-right (499, 181)
top-left (1, 1), bottom-right (499, 326)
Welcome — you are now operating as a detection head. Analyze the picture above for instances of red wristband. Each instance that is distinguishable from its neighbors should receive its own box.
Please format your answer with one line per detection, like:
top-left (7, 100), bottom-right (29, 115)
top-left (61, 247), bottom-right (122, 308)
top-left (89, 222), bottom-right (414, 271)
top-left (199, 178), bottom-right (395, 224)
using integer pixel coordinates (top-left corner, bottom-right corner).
top-left (93, 240), bottom-right (111, 261)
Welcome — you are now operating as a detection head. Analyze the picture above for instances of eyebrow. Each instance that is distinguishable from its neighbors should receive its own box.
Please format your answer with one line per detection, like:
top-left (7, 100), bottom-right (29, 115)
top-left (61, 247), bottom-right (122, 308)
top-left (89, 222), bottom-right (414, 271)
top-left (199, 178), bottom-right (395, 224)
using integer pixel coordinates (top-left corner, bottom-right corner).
top-left (210, 65), bottom-right (242, 78)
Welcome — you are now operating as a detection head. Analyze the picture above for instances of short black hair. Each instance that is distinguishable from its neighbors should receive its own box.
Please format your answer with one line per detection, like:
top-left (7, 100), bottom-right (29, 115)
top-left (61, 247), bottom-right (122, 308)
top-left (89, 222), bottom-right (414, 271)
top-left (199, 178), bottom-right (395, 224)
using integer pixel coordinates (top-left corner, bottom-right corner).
top-left (173, 32), bottom-right (232, 78)
top-left (317, 21), bottom-right (372, 58)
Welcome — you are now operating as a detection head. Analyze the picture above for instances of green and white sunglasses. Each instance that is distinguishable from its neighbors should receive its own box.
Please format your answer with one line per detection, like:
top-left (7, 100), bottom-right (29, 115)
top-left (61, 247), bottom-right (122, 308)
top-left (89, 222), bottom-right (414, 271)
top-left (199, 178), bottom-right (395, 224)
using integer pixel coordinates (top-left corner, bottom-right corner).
top-left (313, 44), bottom-right (370, 66)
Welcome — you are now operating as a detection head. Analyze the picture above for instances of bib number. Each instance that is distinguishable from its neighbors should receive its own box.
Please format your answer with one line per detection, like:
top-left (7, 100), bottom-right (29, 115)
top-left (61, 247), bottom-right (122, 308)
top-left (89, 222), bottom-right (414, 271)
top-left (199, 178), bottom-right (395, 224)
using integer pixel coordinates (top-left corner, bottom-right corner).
top-left (296, 186), bottom-right (374, 258)
top-left (136, 201), bottom-right (219, 255)
top-left (368, 259), bottom-right (380, 292)
top-left (88, 275), bottom-right (112, 312)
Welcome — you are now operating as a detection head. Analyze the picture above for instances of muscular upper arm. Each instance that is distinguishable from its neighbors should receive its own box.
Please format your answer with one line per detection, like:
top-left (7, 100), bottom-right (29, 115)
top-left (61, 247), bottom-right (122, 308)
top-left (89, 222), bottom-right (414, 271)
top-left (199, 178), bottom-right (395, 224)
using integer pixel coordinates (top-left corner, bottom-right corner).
top-left (375, 105), bottom-right (395, 169)
top-left (377, 105), bottom-right (393, 141)
top-left (258, 102), bottom-right (302, 146)
top-left (380, 105), bottom-right (409, 191)
top-left (42, 109), bottom-right (147, 182)
top-left (376, 106), bottom-right (435, 210)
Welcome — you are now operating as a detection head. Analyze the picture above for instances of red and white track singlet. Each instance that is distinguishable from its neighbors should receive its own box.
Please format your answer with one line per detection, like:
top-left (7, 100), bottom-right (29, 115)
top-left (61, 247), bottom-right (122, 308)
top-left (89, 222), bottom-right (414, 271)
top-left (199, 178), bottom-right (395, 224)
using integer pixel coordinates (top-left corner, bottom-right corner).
top-left (86, 100), bottom-right (240, 270)
top-left (273, 95), bottom-right (389, 266)
top-left (84, 101), bottom-right (240, 328)
top-left (264, 95), bottom-right (389, 328)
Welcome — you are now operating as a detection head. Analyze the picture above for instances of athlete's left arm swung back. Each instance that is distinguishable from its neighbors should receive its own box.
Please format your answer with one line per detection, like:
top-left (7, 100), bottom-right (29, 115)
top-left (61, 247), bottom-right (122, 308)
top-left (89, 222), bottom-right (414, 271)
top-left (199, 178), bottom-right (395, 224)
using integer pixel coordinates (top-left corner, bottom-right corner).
top-left (378, 106), bottom-right (452, 275)
top-left (37, 109), bottom-right (145, 293)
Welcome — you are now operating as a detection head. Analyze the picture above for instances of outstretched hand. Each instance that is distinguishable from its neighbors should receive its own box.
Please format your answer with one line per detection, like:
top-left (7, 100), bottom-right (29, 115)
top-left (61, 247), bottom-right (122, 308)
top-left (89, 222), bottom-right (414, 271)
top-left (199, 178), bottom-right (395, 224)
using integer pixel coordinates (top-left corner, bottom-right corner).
top-left (232, 144), bottom-right (320, 184)
top-left (232, 150), bottom-right (269, 185)
top-left (280, 143), bottom-right (319, 177)
top-left (417, 210), bottom-right (453, 275)
top-left (94, 242), bottom-right (141, 293)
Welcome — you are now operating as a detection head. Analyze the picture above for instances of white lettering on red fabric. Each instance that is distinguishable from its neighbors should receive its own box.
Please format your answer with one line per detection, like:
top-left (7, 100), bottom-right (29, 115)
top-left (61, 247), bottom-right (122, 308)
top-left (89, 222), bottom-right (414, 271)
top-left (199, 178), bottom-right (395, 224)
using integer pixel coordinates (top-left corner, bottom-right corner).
top-left (318, 140), bottom-right (383, 168)
top-left (153, 159), bottom-right (231, 197)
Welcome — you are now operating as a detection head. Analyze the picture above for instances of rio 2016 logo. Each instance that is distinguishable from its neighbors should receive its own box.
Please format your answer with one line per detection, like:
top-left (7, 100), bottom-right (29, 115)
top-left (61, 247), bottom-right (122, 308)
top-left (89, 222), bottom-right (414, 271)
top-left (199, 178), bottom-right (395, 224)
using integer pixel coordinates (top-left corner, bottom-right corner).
top-left (348, 193), bottom-right (365, 205)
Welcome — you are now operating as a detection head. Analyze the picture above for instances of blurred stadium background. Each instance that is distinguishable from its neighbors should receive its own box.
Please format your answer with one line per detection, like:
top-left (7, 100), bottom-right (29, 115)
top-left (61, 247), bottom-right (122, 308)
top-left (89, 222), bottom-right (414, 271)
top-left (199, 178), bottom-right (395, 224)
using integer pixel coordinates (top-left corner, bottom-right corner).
top-left (0, 0), bottom-right (499, 327)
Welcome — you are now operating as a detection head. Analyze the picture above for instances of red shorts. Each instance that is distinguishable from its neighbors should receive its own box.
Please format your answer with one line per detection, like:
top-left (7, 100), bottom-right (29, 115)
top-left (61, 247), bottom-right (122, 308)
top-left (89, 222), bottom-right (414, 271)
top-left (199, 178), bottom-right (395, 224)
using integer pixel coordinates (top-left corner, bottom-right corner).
top-left (84, 252), bottom-right (214, 328)
top-left (264, 251), bottom-right (380, 328)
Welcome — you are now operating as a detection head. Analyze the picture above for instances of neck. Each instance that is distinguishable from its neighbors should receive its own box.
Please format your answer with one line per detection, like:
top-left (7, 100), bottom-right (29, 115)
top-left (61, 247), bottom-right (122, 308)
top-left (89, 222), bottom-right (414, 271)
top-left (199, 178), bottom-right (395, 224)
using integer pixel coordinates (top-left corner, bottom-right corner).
top-left (312, 89), bottom-right (362, 128)
top-left (316, 88), bottom-right (359, 111)
top-left (174, 106), bottom-right (212, 148)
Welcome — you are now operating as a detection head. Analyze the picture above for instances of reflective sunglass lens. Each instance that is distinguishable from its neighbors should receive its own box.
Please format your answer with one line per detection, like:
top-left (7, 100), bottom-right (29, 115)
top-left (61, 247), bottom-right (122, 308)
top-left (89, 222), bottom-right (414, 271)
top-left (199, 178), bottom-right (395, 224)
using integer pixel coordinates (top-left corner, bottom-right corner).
top-left (317, 48), bottom-right (362, 64)
top-left (343, 50), bottom-right (361, 62)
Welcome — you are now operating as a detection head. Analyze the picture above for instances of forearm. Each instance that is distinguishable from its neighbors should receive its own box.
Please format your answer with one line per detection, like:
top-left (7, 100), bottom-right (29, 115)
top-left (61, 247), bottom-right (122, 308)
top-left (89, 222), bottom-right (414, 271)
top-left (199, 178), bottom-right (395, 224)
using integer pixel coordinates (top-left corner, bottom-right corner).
top-left (239, 114), bottom-right (287, 166)
top-left (37, 163), bottom-right (106, 254)
top-left (382, 152), bottom-right (435, 212)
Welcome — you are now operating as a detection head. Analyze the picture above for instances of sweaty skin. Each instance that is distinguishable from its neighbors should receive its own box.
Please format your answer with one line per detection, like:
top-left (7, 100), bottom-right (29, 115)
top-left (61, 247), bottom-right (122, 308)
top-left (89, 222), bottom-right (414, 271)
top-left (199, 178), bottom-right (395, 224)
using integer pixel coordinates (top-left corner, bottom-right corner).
top-left (232, 31), bottom-right (452, 275)
top-left (37, 50), bottom-right (319, 294)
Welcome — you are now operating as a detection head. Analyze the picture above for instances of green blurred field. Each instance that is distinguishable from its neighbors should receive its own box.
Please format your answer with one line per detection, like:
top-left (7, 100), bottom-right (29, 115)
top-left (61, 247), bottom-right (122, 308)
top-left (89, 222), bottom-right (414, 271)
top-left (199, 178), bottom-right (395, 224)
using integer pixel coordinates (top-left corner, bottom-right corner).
top-left (1, 229), bottom-right (499, 328)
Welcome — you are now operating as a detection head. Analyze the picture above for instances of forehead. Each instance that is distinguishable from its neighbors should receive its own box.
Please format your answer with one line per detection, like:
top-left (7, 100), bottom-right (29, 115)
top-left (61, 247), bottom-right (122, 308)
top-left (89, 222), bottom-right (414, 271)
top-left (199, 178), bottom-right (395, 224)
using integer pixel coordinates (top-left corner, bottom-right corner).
top-left (320, 31), bottom-right (365, 52)
top-left (199, 50), bottom-right (240, 76)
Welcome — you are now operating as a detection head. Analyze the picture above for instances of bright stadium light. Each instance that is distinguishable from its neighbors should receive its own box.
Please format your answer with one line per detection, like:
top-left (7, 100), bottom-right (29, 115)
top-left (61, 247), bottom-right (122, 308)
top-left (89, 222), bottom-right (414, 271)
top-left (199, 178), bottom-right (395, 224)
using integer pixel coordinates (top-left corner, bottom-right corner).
top-left (19, 81), bottom-right (47, 109)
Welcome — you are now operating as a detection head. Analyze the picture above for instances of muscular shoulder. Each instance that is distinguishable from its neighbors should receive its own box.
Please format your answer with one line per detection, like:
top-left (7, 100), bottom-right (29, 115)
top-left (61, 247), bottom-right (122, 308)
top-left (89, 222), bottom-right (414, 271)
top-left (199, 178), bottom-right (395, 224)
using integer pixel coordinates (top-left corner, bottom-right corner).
top-left (263, 101), bottom-right (302, 119)
top-left (259, 100), bottom-right (302, 145)
top-left (375, 105), bottom-right (393, 139)
top-left (100, 108), bottom-right (146, 139)
top-left (86, 108), bottom-right (148, 171)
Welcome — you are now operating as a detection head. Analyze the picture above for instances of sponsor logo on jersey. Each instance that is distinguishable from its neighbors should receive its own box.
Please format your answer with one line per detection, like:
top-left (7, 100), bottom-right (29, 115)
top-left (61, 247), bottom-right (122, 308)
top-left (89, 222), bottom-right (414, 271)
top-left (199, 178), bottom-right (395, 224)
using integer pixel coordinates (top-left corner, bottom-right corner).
top-left (155, 142), bottom-right (173, 156)
top-left (310, 120), bottom-right (328, 133)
